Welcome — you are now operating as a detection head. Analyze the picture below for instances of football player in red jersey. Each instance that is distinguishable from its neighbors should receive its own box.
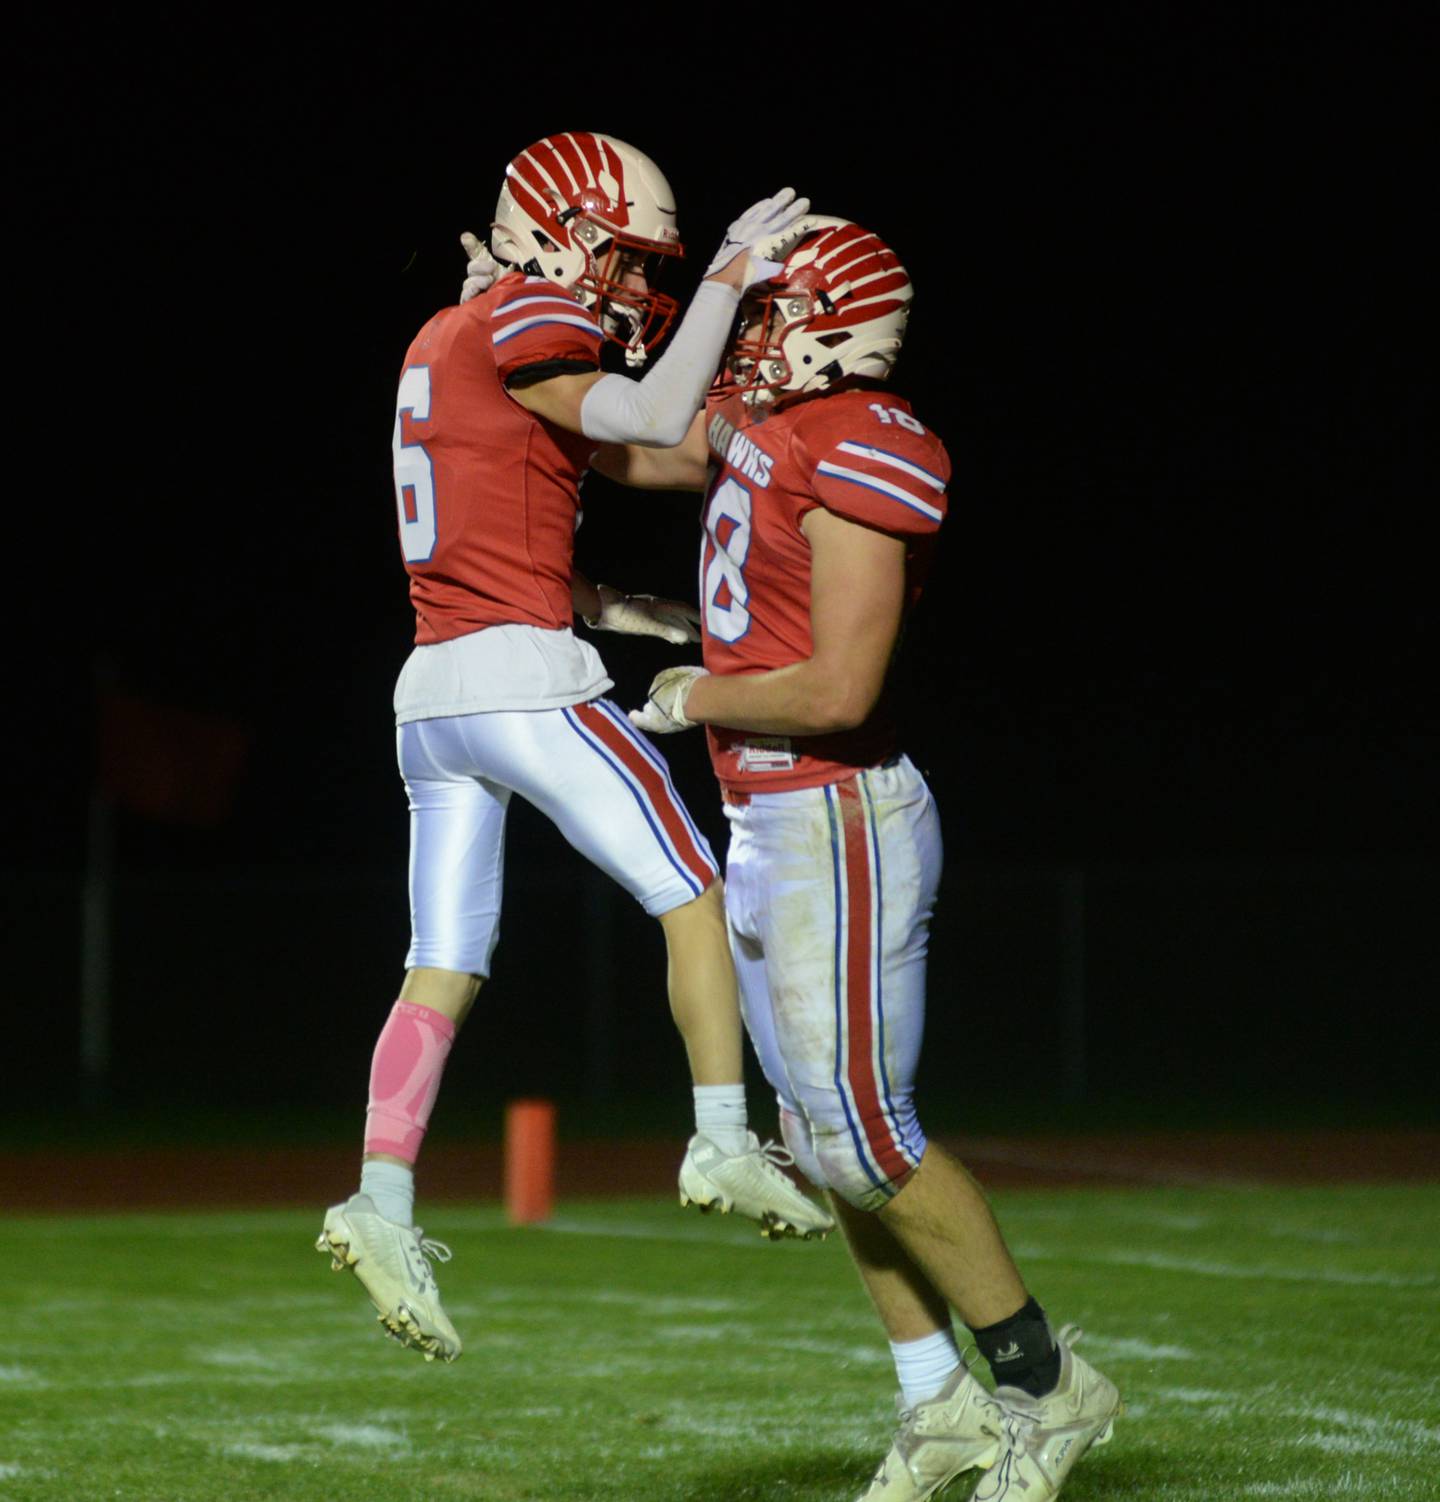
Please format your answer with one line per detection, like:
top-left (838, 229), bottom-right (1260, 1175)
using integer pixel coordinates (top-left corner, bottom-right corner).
top-left (317, 135), bottom-right (833, 1367)
top-left (615, 221), bottom-right (1121, 1502)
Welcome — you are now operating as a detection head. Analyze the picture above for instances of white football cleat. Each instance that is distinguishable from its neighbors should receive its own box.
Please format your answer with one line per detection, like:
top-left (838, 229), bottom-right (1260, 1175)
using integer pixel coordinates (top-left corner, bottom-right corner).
top-left (973, 1328), bottom-right (1121, 1502)
top-left (316, 1193), bottom-right (462, 1363)
top-left (678, 1132), bottom-right (835, 1240)
top-left (856, 1365), bottom-right (1007, 1501)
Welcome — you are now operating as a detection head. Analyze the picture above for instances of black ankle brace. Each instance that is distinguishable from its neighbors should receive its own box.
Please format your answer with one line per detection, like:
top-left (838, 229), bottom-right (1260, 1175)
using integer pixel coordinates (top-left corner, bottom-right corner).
top-left (970, 1295), bottom-right (1062, 1397)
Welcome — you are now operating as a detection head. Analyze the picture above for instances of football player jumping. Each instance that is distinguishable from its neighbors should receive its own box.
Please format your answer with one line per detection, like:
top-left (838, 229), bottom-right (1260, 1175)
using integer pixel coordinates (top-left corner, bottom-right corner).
top-left (616, 220), bottom-right (1122, 1502)
top-left (317, 134), bottom-right (833, 1366)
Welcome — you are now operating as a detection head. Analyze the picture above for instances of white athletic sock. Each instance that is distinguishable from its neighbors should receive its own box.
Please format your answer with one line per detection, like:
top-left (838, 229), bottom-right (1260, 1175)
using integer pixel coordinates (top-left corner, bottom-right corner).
top-left (693, 1084), bottom-right (749, 1156)
top-left (360, 1160), bottom-right (415, 1227)
top-left (891, 1326), bottom-right (963, 1409)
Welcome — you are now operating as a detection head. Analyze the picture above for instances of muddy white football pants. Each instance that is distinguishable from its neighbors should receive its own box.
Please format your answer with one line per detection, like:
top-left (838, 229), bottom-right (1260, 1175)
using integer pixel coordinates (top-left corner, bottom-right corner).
top-left (399, 699), bottom-right (717, 976)
top-left (723, 756), bottom-right (938, 1212)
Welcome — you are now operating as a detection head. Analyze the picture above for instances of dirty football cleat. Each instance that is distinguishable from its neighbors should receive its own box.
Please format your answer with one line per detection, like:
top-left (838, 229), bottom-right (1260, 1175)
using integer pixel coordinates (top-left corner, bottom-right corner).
top-left (973, 1327), bottom-right (1121, 1501)
top-left (315, 1192), bottom-right (462, 1362)
top-left (678, 1131), bottom-right (835, 1240)
top-left (856, 1364), bottom-right (1007, 1501)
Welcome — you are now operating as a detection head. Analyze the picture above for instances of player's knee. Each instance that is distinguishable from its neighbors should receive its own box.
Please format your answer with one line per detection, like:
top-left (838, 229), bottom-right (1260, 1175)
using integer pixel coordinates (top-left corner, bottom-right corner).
top-left (813, 1133), bottom-right (899, 1211)
top-left (811, 1109), bottom-right (924, 1213)
top-left (401, 966), bottom-right (484, 1025)
top-left (654, 873), bottom-right (724, 930)
top-left (779, 1106), bottom-right (828, 1192)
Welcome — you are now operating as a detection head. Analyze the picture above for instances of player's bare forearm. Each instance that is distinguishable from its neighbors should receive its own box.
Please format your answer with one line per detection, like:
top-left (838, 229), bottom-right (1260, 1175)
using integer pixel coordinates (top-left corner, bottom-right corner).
top-left (591, 413), bottom-right (709, 492)
top-left (571, 572), bottom-right (601, 621)
top-left (684, 658), bottom-right (876, 736)
top-left (684, 508), bottom-right (907, 735)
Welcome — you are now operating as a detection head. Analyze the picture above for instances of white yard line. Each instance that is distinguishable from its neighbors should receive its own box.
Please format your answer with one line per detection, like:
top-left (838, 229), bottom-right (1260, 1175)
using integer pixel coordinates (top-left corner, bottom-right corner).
top-left (1235, 1481), bottom-right (1408, 1498)
top-left (193, 1345), bottom-right (302, 1372)
top-left (222, 1441), bottom-right (303, 1463)
top-left (782, 1337), bottom-right (891, 1365)
top-left (1152, 1387), bottom-right (1440, 1454)
top-left (1298, 1433), bottom-right (1373, 1455)
top-left (1016, 1244), bottom-right (1435, 1289)
top-left (313, 1423), bottom-right (409, 1449)
top-left (1291, 1403), bottom-right (1440, 1451)
top-left (1071, 1472), bottom-right (1418, 1500)
top-left (1133, 1211), bottom-right (1216, 1231)
top-left (412, 1208), bottom-right (1436, 1308)
top-left (583, 1288), bottom-right (747, 1315)
top-left (1261, 1223), bottom-right (1369, 1246)
top-left (534, 1216), bottom-right (765, 1247)
top-left (11, 1370), bottom-right (304, 1393)
top-left (1097, 1249), bottom-right (1436, 1289)
top-left (1081, 1335), bottom-right (1196, 1361)
top-left (1152, 1385), bottom-right (1233, 1405)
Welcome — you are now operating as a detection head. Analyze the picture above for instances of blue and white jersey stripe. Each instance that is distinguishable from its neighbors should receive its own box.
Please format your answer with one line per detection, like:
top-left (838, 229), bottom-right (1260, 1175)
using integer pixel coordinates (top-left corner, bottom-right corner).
top-left (835, 441), bottom-right (946, 492)
top-left (495, 294), bottom-right (594, 316)
top-left (815, 461), bottom-right (945, 523)
top-left (492, 312), bottom-right (605, 346)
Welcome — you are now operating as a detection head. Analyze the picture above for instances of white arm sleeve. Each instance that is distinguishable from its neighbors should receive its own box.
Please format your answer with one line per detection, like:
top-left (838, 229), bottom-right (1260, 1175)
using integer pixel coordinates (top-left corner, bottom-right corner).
top-left (579, 281), bottom-right (740, 448)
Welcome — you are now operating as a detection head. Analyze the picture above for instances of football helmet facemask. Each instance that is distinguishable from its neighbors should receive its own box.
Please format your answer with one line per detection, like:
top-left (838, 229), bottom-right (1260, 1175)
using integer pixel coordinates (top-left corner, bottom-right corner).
top-left (491, 132), bottom-right (684, 366)
top-left (724, 217), bottom-right (913, 404)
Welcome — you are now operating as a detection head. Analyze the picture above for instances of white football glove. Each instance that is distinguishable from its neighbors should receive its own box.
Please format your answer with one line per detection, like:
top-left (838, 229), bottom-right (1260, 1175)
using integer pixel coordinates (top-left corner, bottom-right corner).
top-left (459, 231), bottom-right (500, 304)
top-left (584, 584), bottom-right (701, 646)
top-left (628, 666), bottom-right (709, 734)
top-left (705, 188), bottom-right (813, 291)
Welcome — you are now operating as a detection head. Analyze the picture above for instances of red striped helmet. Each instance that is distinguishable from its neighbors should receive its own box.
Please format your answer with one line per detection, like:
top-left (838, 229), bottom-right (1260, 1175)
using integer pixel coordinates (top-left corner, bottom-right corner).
top-left (491, 132), bottom-right (684, 365)
top-left (725, 217), bottom-right (913, 404)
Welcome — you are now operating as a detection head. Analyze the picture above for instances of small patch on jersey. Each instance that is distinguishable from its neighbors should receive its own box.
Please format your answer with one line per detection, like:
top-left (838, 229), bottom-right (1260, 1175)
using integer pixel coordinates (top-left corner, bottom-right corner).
top-left (738, 738), bottom-right (795, 773)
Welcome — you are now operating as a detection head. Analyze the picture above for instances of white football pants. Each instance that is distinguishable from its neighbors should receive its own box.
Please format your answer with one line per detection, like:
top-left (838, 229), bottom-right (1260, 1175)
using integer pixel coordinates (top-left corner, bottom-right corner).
top-left (723, 756), bottom-right (938, 1211)
top-left (399, 698), bottom-right (718, 976)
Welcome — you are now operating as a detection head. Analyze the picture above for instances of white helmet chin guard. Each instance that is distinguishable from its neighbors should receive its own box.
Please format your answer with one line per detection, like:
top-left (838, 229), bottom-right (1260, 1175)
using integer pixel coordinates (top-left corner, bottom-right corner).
top-left (491, 132), bottom-right (683, 365)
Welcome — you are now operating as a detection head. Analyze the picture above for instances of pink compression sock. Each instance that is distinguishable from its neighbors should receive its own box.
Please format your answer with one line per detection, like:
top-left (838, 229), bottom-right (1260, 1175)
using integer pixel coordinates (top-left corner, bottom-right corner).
top-left (364, 1001), bottom-right (457, 1164)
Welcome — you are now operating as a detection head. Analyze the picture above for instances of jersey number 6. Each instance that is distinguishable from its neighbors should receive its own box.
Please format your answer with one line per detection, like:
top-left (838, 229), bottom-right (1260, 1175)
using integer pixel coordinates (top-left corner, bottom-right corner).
top-left (393, 365), bottom-right (436, 564)
top-left (702, 476), bottom-right (752, 642)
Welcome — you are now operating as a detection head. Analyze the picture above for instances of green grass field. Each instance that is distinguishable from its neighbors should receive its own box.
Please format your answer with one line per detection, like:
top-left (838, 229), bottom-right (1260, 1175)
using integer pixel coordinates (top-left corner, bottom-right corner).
top-left (3, 1184), bottom-right (1436, 1501)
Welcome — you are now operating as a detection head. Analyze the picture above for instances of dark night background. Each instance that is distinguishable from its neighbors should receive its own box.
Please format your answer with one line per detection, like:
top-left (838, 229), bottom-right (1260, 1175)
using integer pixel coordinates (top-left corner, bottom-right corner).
top-left (5, 16), bottom-right (1436, 1133)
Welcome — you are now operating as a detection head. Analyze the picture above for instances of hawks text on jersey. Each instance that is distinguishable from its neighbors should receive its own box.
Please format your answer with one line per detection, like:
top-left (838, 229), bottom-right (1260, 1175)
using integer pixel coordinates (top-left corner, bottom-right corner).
top-left (698, 387), bottom-right (951, 794)
top-left (392, 273), bottom-right (602, 645)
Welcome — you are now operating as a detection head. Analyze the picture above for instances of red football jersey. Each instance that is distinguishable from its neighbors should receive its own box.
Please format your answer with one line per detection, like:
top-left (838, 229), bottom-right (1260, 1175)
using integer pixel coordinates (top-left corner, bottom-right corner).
top-left (699, 387), bottom-right (951, 794)
top-left (392, 273), bottom-right (602, 644)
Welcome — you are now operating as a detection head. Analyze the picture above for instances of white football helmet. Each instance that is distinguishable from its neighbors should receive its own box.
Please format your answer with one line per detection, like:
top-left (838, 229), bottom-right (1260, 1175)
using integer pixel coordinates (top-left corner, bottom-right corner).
top-left (491, 132), bottom-right (684, 365)
top-left (724, 217), bottom-right (913, 404)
